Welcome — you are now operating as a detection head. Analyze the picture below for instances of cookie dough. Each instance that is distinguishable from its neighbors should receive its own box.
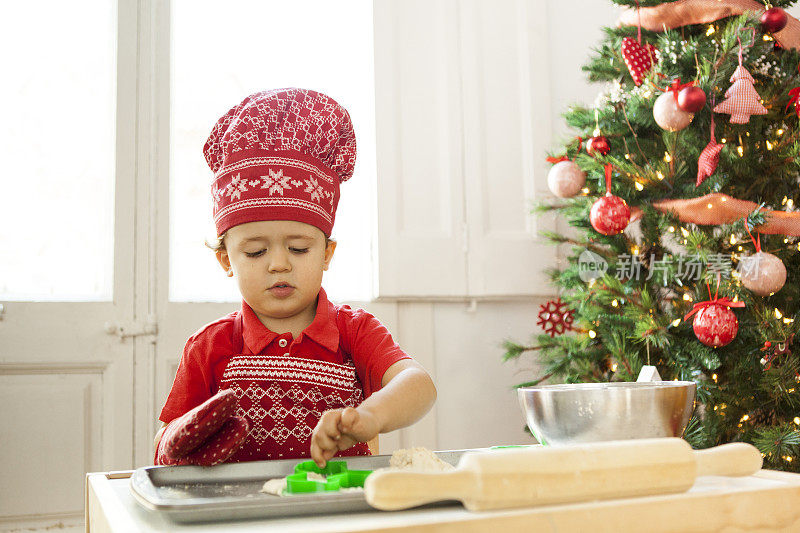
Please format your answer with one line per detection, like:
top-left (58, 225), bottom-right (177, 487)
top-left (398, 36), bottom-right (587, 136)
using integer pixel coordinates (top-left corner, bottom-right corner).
top-left (259, 477), bottom-right (287, 496)
top-left (389, 447), bottom-right (454, 472)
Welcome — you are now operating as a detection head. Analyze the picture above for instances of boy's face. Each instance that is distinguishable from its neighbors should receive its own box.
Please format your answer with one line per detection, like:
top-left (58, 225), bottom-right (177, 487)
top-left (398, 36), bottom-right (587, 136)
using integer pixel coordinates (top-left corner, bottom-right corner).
top-left (216, 220), bottom-right (336, 330)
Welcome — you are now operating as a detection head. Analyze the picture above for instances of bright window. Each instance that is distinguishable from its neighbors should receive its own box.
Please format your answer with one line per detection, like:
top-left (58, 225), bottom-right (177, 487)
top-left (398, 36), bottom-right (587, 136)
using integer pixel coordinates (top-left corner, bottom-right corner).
top-left (170, 0), bottom-right (376, 303)
top-left (0, 1), bottom-right (116, 301)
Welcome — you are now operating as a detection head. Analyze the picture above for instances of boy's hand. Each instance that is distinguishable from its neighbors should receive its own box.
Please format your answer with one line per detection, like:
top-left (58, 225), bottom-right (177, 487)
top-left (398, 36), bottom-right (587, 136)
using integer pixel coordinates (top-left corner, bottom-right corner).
top-left (310, 406), bottom-right (381, 468)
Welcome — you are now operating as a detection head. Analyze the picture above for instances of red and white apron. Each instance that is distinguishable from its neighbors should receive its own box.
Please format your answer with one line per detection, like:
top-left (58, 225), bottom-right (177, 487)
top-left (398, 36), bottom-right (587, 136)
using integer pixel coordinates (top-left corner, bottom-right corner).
top-left (220, 312), bottom-right (371, 461)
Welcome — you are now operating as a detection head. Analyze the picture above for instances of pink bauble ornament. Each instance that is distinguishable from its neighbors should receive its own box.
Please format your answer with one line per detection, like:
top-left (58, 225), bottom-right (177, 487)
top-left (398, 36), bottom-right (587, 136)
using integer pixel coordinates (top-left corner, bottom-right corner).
top-left (761, 7), bottom-right (788, 33)
top-left (693, 303), bottom-right (738, 348)
top-left (738, 251), bottom-right (787, 296)
top-left (590, 193), bottom-right (630, 235)
top-left (547, 160), bottom-right (586, 198)
top-left (653, 91), bottom-right (694, 131)
top-left (677, 86), bottom-right (706, 113)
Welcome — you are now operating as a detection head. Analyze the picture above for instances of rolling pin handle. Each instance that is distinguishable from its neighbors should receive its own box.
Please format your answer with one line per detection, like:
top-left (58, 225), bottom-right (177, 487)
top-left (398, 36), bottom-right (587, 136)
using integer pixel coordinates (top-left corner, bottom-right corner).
top-left (693, 442), bottom-right (763, 477)
top-left (365, 470), bottom-right (474, 511)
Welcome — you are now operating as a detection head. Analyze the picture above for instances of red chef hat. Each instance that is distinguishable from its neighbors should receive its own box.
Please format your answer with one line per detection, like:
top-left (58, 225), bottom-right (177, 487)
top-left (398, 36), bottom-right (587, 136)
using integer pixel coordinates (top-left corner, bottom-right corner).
top-left (203, 88), bottom-right (357, 237)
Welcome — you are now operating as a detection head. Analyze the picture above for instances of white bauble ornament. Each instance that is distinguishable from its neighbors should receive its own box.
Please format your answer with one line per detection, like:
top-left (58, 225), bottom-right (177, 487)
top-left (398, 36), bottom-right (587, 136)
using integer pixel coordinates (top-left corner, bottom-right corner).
top-left (738, 251), bottom-right (787, 296)
top-left (547, 160), bottom-right (586, 198)
top-left (653, 91), bottom-right (694, 131)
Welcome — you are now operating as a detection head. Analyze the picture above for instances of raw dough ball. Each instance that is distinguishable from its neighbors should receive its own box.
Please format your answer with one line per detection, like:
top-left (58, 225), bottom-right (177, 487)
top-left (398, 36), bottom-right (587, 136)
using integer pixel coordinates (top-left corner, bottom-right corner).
top-left (307, 472), bottom-right (327, 482)
top-left (260, 477), bottom-right (287, 496)
top-left (389, 447), bottom-right (455, 472)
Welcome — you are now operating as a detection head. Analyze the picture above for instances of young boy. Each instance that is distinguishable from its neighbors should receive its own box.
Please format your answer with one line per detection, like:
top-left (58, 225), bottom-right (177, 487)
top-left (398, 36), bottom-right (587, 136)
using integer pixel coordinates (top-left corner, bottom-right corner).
top-left (154, 88), bottom-right (436, 468)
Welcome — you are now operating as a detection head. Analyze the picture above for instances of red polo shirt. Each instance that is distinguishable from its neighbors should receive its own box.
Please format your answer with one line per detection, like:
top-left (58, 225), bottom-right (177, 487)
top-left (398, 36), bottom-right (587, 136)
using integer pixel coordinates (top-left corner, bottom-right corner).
top-left (160, 288), bottom-right (411, 423)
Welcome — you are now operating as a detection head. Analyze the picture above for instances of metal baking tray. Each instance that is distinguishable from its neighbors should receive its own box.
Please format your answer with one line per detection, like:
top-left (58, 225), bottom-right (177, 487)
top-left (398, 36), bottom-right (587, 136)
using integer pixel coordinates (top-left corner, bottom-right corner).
top-left (130, 449), bottom-right (480, 523)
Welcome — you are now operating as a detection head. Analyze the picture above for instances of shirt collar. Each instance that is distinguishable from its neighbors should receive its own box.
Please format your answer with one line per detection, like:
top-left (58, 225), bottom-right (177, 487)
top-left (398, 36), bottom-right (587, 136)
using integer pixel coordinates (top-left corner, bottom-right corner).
top-left (240, 287), bottom-right (339, 354)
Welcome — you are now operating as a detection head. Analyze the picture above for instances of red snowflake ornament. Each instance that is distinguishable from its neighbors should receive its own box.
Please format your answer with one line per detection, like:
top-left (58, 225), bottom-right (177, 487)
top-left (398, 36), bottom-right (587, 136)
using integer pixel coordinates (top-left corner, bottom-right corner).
top-left (621, 37), bottom-right (657, 86)
top-left (537, 299), bottom-right (575, 337)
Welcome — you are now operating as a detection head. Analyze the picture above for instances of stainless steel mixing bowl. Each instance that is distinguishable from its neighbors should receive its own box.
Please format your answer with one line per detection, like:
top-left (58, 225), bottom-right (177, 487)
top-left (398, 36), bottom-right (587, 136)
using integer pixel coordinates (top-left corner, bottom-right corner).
top-left (517, 381), bottom-right (697, 445)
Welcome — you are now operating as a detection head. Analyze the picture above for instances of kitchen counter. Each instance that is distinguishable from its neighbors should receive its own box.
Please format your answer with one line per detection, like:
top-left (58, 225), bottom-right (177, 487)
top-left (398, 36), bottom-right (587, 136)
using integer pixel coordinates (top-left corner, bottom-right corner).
top-left (86, 469), bottom-right (800, 532)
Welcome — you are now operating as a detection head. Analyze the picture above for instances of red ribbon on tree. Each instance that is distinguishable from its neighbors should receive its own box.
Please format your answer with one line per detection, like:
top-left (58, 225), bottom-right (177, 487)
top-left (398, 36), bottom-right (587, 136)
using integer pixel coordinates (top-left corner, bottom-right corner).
top-left (653, 74), bottom-right (696, 100)
top-left (604, 162), bottom-right (613, 192)
top-left (744, 218), bottom-right (762, 252)
top-left (546, 136), bottom-right (583, 164)
top-left (786, 64), bottom-right (800, 117)
top-left (663, 77), bottom-right (696, 98)
top-left (683, 278), bottom-right (746, 322)
top-left (787, 87), bottom-right (800, 117)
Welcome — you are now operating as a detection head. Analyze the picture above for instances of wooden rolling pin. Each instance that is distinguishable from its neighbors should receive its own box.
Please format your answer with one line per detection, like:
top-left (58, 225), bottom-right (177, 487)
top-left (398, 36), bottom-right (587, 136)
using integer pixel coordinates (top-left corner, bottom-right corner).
top-left (364, 438), bottom-right (762, 511)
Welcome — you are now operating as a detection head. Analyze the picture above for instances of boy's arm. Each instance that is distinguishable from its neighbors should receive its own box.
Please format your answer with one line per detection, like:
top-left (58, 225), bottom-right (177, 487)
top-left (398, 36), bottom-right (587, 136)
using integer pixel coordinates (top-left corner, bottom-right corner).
top-left (362, 358), bottom-right (437, 432)
top-left (310, 358), bottom-right (436, 467)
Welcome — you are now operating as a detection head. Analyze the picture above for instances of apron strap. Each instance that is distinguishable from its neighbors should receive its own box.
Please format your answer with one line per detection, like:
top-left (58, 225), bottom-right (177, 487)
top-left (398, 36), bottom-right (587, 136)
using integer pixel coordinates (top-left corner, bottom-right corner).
top-left (231, 311), bottom-right (245, 354)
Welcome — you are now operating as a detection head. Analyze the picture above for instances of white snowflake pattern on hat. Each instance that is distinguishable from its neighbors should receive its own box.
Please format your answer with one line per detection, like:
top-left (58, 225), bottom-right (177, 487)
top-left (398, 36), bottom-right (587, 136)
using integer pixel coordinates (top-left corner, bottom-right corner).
top-left (303, 177), bottom-right (324, 202)
top-left (211, 184), bottom-right (224, 208)
top-left (226, 173), bottom-right (248, 200)
top-left (260, 169), bottom-right (293, 196)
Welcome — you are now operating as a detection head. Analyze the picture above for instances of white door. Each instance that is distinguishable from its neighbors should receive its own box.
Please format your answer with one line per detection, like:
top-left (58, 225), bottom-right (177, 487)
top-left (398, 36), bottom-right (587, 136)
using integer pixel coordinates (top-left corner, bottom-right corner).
top-left (0, 1), bottom-right (140, 530)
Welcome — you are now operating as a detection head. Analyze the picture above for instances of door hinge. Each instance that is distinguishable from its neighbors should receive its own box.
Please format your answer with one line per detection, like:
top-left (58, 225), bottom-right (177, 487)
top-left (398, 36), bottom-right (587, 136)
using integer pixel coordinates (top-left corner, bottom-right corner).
top-left (104, 314), bottom-right (158, 341)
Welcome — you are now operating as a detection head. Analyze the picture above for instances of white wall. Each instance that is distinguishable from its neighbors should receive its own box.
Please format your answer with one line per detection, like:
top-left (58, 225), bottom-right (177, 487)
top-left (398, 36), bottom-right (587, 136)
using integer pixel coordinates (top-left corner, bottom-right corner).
top-left (371, 0), bottom-right (625, 452)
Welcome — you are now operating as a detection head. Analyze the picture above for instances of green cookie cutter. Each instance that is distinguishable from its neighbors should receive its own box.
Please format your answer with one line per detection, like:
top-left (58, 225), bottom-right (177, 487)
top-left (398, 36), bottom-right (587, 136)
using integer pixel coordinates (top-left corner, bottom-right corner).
top-left (284, 460), bottom-right (372, 494)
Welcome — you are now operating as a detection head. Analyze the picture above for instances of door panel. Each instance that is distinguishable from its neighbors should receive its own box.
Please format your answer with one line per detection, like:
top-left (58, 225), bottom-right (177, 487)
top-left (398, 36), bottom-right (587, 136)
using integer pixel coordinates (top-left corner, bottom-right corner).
top-left (0, 0), bottom-right (137, 530)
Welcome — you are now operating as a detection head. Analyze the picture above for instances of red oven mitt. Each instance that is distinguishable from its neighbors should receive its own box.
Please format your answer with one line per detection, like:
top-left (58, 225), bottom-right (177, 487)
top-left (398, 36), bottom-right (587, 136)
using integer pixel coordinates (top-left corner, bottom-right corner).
top-left (155, 389), bottom-right (249, 466)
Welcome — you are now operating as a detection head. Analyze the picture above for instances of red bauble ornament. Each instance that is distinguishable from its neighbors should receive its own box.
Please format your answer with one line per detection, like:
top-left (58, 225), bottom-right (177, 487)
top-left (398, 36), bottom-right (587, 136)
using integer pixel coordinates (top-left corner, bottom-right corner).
top-left (590, 193), bottom-right (630, 235)
top-left (537, 298), bottom-right (575, 337)
top-left (692, 303), bottom-right (738, 348)
top-left (586, 136), bottom-right (611, 156)
top-left (677, 86), bottom-right (706, 113)
top-left (761, 7), bottom-right (788, 33)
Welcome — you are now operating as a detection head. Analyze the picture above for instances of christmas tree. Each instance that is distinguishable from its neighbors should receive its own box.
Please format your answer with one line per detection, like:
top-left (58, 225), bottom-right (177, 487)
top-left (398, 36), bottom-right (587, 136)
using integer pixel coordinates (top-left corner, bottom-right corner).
top-left (505, 0), bottom-right (800, 472)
